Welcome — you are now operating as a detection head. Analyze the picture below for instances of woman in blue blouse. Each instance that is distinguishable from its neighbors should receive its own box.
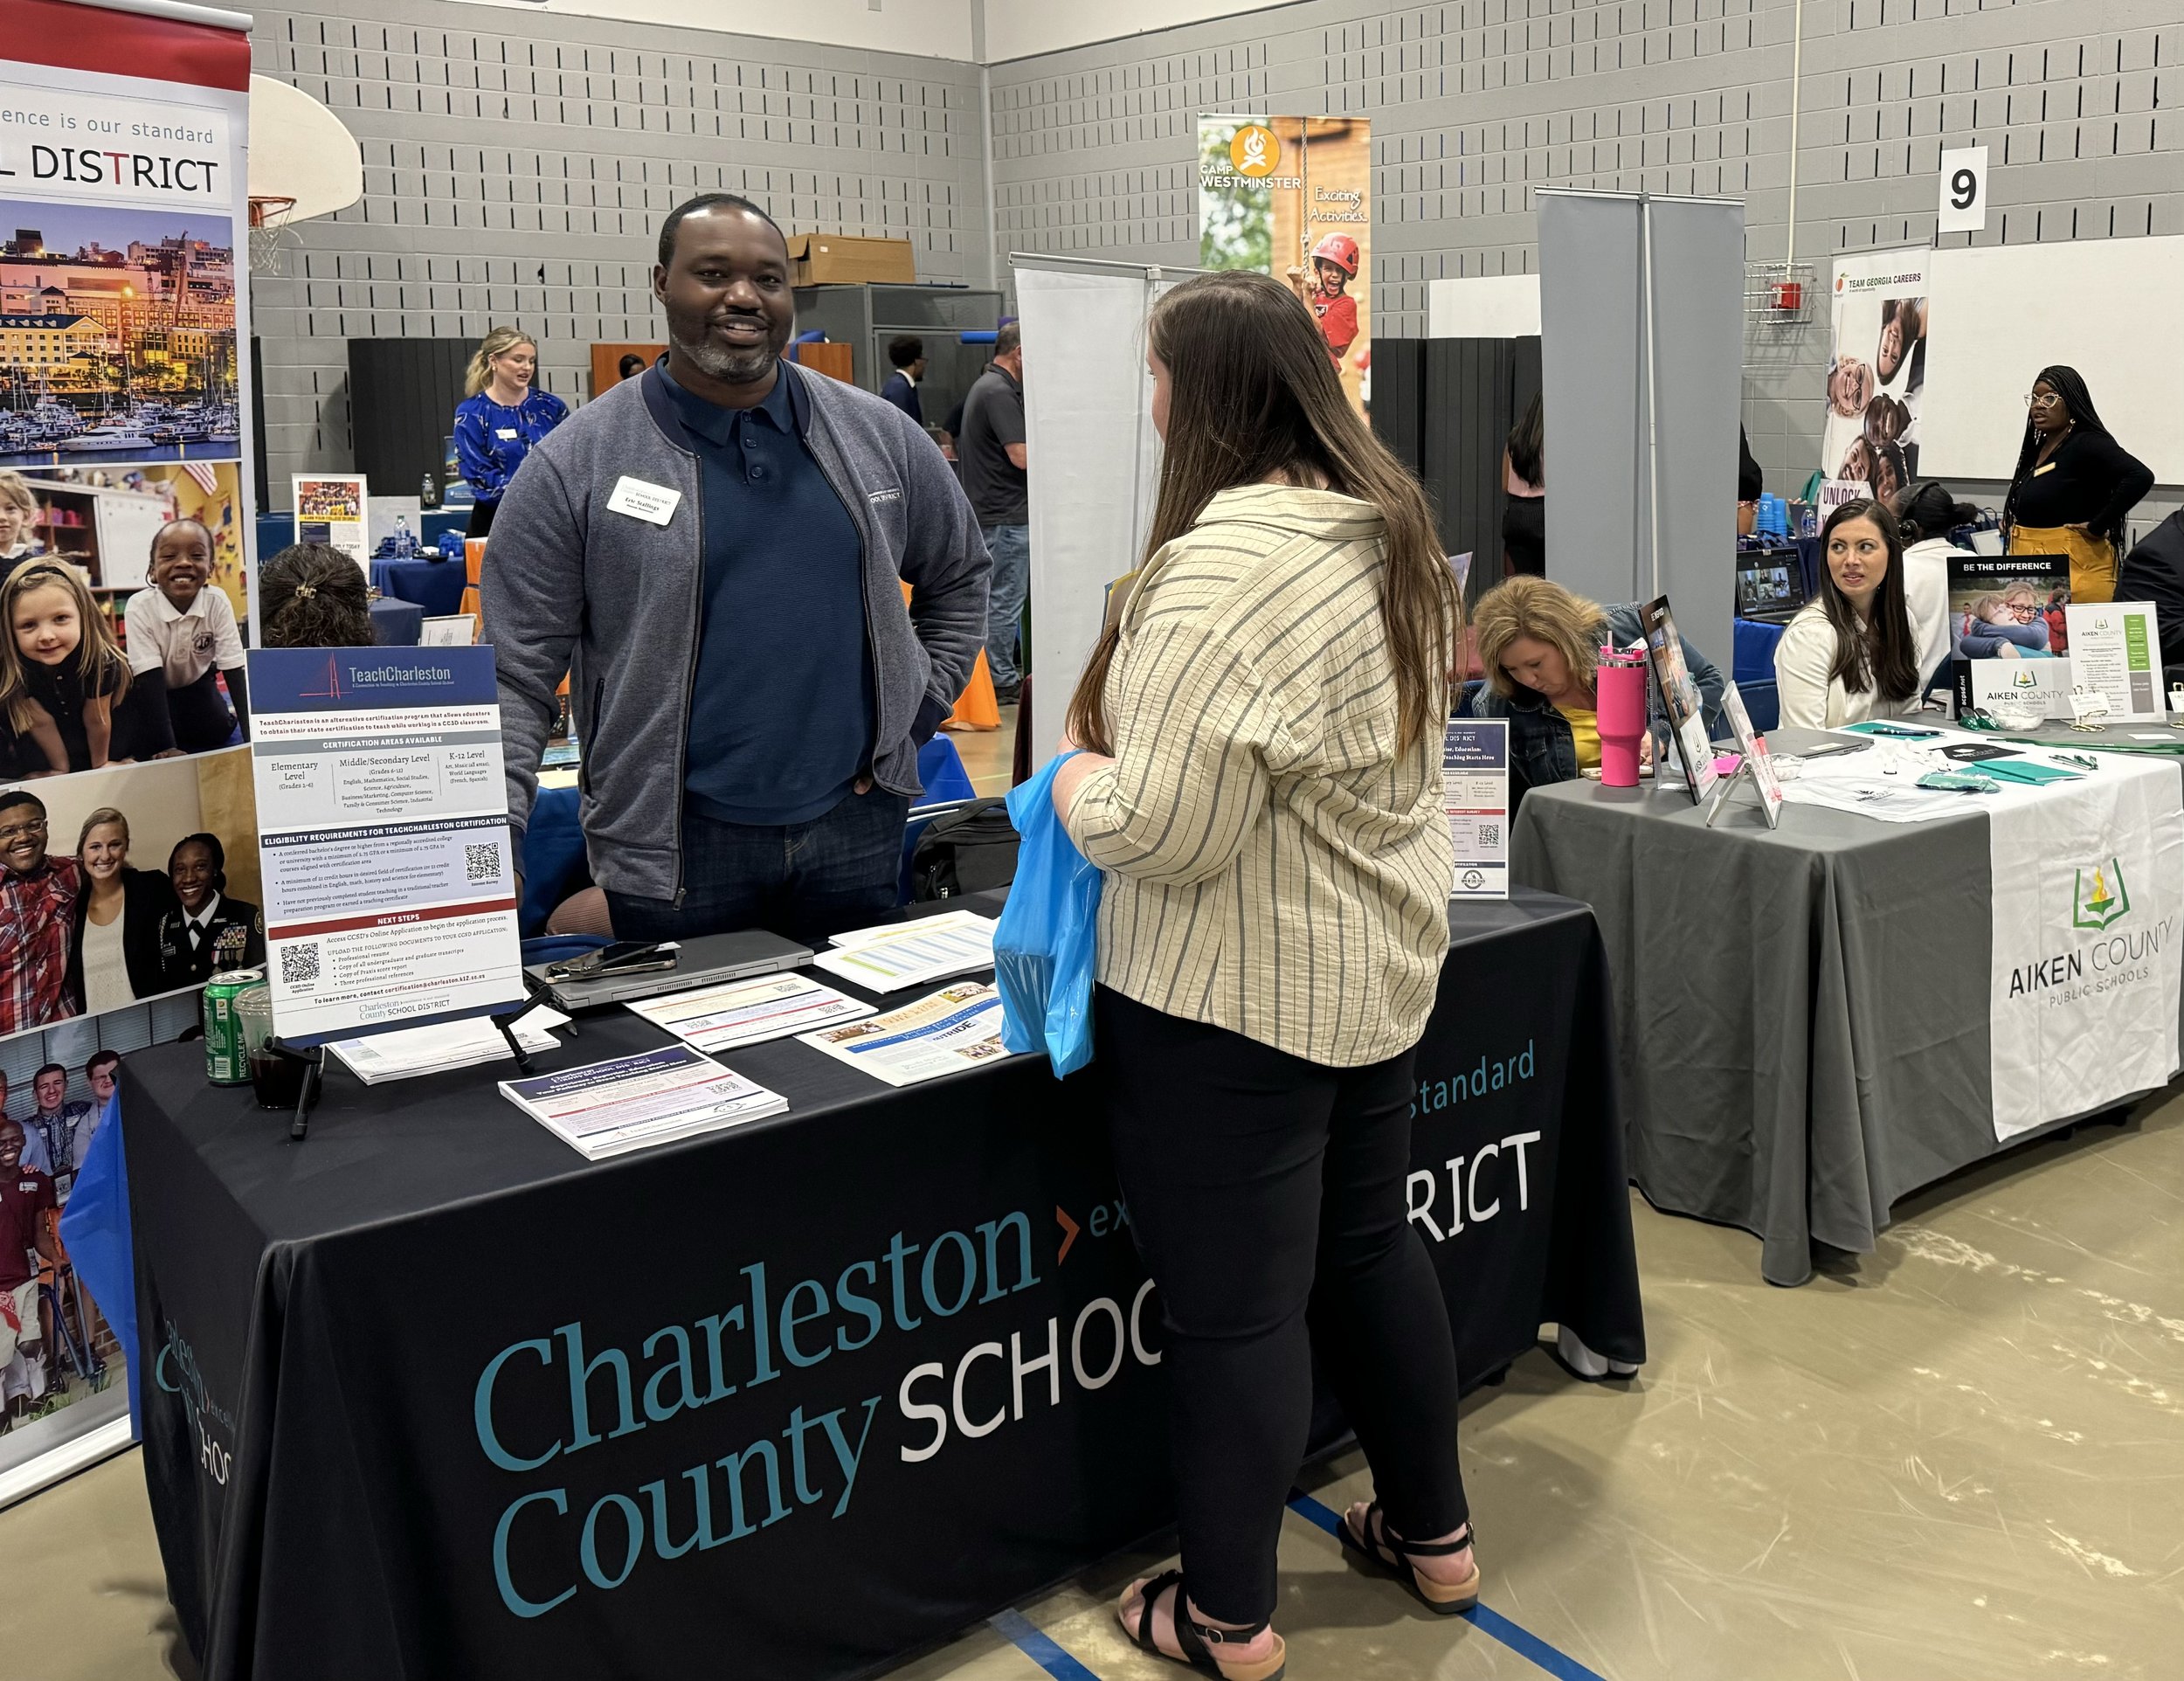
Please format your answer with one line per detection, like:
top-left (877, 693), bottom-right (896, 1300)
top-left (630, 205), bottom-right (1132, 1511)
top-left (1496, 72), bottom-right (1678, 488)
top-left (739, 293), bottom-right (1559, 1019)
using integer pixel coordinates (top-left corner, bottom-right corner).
top-left (453, 328), bottom-right (568, 537)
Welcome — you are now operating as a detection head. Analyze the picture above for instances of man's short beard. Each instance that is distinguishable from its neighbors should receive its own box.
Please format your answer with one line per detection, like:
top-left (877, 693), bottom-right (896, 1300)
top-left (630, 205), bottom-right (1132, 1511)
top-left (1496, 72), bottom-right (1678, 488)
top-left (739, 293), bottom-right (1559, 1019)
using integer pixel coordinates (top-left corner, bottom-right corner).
top-left (674, 324), bottom-right (779, 386)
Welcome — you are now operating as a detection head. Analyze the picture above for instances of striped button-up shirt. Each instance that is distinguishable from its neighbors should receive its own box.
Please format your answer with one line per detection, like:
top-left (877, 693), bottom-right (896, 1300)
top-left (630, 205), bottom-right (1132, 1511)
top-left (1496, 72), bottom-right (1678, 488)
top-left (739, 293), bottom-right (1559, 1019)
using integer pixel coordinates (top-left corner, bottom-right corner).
top-left (0, 854), bottom-right (81, 1036)
top-left (1061, 485), bottom-right (1452, 1068)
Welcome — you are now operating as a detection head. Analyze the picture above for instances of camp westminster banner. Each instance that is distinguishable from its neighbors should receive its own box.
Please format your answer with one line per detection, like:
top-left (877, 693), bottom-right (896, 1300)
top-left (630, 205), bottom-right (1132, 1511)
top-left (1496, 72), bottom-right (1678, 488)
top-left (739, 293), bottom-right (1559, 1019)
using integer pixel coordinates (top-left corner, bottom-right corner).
top-left (0, 0), bottom-right (253, 1491)
top-left (1199, 115), bottom-right (1372, 417)
top-left (1983, 753), bottom-right (2183, 1142)
top-left (1821, 247), bottom-right (1927, 502)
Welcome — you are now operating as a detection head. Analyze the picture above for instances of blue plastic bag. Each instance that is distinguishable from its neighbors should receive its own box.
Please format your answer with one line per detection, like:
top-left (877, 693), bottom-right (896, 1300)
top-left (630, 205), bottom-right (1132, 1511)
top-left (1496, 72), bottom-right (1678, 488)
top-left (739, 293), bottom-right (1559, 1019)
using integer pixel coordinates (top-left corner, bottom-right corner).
top-left (994, 752), bottom-right (1103, 1076)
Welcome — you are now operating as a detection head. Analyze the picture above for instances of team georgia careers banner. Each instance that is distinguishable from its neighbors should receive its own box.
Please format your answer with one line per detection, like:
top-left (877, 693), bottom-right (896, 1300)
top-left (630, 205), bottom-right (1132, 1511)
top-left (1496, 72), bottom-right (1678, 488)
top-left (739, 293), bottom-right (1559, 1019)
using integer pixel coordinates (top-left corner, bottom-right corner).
top-left (1821, 246), bottom-right (1928, 508)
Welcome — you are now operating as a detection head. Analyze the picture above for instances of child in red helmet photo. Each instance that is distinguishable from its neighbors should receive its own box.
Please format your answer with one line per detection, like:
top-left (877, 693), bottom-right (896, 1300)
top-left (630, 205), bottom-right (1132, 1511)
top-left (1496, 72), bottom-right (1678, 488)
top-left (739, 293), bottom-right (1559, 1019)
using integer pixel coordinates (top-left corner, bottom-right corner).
top-left (1287, 232), bottom-right (1359, 364)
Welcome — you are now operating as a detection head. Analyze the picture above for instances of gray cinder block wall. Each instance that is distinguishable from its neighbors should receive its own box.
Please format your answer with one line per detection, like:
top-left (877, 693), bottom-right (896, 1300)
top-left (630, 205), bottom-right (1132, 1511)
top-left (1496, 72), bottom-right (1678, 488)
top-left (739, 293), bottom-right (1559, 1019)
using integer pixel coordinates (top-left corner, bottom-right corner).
top-left (253, 0), bottom-right (2184, 517)
top-left (985, 0), bottom-right (2184, 514)
top-left (248, 0), bottom-right (987, 500)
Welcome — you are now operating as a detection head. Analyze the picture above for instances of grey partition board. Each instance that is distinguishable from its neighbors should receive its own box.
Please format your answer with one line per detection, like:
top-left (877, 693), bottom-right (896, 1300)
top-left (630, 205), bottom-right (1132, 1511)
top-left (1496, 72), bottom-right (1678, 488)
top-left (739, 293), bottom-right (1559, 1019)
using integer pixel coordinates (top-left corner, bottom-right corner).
top-left (1539, 192), bottom-right (1646, 612)
top-left (1539, 190), bottom-right (1742, 663)
top-left (1648, 196), bottom-right (1745, 675)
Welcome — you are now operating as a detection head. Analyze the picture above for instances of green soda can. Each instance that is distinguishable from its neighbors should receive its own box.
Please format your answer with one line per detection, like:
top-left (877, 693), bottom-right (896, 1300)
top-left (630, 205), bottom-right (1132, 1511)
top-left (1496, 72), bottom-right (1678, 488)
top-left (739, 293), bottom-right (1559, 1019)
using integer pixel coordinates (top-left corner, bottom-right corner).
top-left (203, 969), bottom-right (266, 1087)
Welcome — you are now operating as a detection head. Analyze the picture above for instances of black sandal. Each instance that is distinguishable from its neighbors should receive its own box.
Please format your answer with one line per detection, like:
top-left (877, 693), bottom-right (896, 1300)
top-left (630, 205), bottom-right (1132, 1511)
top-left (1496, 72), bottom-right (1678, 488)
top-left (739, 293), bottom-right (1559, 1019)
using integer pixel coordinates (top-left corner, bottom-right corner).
top-left (1337, 1501), bottom-right (1481, 1615)
top-left (1120, 1569), bottom-right (1289, 1681)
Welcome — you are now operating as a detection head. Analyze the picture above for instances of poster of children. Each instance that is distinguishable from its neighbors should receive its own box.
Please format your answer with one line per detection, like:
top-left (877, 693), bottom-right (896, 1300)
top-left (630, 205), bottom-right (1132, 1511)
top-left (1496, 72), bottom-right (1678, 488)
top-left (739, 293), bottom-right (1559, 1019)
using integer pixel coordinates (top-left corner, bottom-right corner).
top-left (1821, 248), bottom-right (1929, 500)
top-left (1198, 115), bottom-right (1372, 417)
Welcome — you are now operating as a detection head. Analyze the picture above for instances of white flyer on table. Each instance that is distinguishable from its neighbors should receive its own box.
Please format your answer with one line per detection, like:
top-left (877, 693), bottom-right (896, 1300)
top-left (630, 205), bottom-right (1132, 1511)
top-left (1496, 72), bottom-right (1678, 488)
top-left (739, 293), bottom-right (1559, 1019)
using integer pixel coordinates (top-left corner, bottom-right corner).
top-left (2063, 602), bottom-right (2164, 723)
top-left (500, 1043), bottom-right (788, 1159)
top-left (247, 646), bottom-right (527, 1045)
top-left (628, 972), bottom-right (874, 1054)
top-left (812, 915), bottom-right (996, 992)
top-left (328, 1007), bottom-right (565, 1084)
top-left (1441, 718), bottom-right (1509, 898)
top-left (798, 982), bottom-right (1012, 1087)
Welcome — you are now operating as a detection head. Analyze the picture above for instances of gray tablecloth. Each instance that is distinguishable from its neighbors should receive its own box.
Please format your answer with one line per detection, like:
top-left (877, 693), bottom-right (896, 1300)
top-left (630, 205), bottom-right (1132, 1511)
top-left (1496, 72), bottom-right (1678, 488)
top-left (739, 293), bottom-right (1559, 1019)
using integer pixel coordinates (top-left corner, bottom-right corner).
top-left (1512, 742), bottom-right (2035, 1285)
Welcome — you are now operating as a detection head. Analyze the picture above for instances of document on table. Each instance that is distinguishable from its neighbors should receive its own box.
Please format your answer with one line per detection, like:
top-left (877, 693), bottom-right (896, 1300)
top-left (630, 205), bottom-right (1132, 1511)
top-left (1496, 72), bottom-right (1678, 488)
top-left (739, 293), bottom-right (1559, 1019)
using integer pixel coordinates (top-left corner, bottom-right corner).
top-left (627, 972), bottom-right (874, 1054)
top-left (328, 1007), bottom-right (567, 1084)
top-left (1778, 775), bottom-right (1974, 824)
top-left (2063, 602), bottom-right (2164, 722)
top-left (812, 914), bottom-right (997, 992)
top-left (247, 645), bottom-right (527, 1045)
top-left (499, 1044), bottom-right (789, 1159)
top-left (1442, 718), bottom-right (1510, 898)
top-left (798, 982), bottom-right (1012, 1088)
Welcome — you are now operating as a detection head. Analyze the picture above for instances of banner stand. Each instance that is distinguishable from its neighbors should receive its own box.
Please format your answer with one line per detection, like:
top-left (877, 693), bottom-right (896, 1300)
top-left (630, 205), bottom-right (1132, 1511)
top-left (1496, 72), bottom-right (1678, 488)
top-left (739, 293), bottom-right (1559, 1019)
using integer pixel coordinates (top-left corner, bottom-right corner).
top-left (0, 0), bottom-right (257, 1508)
top-left (1013, 253), bottom-right (1196, 776)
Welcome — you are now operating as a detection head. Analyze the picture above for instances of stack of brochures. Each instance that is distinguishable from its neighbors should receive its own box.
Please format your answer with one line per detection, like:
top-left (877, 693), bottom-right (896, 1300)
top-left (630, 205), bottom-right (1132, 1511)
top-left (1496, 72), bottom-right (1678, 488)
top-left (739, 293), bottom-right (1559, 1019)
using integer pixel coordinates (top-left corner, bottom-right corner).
top-left (499, 1043), bottom-right (788, 1159)
top-left (328, 1007), bottom-right (568, 1085)
top-left (812, 910), bottom-right (996, 993)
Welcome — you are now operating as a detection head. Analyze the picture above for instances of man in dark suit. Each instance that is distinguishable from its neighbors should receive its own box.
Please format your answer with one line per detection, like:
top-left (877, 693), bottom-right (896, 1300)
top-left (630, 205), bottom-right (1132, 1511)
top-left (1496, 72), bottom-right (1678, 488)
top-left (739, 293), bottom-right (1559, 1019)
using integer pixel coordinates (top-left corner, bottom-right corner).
top-left (879, 336), bottom-right (924, 425)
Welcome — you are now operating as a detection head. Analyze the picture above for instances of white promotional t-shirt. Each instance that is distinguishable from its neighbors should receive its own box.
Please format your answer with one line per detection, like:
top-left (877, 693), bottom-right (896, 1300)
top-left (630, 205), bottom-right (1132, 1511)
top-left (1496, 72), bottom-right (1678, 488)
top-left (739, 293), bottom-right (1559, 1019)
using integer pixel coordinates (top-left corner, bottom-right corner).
top-left (125, 585), bottom-right (245, 687)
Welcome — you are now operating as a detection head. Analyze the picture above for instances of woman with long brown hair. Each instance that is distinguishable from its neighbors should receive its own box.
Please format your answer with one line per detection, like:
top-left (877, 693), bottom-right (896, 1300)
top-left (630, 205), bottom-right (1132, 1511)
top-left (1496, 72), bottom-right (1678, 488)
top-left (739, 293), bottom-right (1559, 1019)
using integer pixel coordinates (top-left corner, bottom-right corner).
top-left (1774, 499), bottom-right (1925, 728)
top-left (1051, 270), bottom-right (1471, 1680)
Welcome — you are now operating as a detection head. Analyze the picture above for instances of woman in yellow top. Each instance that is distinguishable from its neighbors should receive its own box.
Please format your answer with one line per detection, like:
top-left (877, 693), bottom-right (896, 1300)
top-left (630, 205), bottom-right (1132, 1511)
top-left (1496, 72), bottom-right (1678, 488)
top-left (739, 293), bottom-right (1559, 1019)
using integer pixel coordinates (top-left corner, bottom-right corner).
top-left (1050, 270), bottom-right (1471, 1681)
top-left (1464, 574), bottom-right (1724, 789)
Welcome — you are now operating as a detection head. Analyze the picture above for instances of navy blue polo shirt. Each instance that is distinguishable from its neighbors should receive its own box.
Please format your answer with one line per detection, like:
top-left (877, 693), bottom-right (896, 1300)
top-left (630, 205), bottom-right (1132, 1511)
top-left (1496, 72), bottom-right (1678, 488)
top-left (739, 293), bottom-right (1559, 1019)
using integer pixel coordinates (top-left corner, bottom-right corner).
top-left (660, 366), bottom-right (874, 827)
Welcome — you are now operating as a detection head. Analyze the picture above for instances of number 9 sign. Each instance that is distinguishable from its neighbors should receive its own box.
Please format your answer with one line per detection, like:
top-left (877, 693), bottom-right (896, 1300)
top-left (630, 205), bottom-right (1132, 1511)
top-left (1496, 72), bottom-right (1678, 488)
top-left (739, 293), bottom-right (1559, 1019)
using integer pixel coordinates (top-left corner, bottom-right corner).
top-left (1939, 145), bottom-right (1988, 233)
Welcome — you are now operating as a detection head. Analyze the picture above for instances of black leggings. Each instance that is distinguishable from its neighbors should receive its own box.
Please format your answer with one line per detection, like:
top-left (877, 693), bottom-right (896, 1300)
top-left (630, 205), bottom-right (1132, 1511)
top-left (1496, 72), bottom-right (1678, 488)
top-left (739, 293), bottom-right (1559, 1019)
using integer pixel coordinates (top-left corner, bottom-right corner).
top-left (1097, 986), bottom-right (1468, 1625)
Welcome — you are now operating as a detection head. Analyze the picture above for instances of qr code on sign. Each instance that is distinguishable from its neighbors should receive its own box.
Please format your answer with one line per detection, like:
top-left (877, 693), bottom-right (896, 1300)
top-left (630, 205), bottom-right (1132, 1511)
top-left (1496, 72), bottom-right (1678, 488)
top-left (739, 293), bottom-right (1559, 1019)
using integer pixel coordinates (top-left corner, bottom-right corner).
top-left (1477, 823), bottom-right (1502, 849)
top-left (465, 841), bottom-right (502, 883)
top-left (280, 943), bottom-right (321, 986)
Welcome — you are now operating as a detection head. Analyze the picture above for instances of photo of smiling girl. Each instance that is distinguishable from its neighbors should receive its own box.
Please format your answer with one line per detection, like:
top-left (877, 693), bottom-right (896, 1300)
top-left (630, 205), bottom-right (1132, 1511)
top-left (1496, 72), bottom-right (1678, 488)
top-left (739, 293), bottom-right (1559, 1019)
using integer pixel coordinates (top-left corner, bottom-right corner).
top-left (0, 557), bottom-right (182, 775)
top-left (3, 559), bottom-right (121, 774)
top-left (124, 519), bottom-right (249, 752)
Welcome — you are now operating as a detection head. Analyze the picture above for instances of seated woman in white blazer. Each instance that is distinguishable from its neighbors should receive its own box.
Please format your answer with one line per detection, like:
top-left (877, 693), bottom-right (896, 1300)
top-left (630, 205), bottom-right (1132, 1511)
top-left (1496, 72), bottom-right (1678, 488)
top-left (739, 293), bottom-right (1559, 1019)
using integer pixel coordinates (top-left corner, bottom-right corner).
top-left (1774, 499), bottom-right (1927, 729)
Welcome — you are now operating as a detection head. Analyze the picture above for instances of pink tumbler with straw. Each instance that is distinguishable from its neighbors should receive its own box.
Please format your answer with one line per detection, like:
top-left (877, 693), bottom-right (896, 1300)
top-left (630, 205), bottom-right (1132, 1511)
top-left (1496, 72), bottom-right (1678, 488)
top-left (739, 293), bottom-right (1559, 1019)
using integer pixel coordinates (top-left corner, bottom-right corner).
top-left (1596, 648), bottom-right (1648, 788)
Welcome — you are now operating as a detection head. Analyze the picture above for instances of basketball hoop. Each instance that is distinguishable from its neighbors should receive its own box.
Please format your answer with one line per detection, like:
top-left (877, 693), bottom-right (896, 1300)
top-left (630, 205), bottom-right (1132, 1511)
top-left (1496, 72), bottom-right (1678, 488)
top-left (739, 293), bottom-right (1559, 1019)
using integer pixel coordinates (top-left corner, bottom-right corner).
top-left (249, 195), bottom-right (298, 276)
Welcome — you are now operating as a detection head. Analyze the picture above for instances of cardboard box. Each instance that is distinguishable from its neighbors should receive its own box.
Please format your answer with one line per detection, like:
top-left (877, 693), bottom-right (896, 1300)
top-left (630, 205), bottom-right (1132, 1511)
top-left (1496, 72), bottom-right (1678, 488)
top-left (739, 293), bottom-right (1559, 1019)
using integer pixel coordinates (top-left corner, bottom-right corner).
top-left (788, 232), bottom-right (917, 286)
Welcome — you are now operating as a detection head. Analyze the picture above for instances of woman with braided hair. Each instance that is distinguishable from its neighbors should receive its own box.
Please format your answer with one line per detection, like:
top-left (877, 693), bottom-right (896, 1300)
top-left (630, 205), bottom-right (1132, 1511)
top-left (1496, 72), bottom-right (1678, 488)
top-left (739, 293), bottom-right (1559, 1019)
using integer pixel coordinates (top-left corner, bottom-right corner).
top-left (2001, 366), bottom-right (2153, 604)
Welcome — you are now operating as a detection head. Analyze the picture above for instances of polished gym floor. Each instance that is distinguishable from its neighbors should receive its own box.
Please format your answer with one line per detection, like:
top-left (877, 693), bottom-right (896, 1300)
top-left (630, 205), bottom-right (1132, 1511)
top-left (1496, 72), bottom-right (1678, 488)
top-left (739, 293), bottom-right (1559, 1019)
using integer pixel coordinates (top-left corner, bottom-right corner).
top-left (4, 1080), bottom-right (2177, 1681)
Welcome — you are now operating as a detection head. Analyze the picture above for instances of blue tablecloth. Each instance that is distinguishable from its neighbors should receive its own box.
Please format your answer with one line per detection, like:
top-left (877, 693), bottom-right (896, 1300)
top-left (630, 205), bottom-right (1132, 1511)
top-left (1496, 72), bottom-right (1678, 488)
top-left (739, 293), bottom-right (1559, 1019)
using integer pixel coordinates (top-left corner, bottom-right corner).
top-left (370, 597), bottom-right (423, 646)
top-left (369, 555), bottom-right (467, 617)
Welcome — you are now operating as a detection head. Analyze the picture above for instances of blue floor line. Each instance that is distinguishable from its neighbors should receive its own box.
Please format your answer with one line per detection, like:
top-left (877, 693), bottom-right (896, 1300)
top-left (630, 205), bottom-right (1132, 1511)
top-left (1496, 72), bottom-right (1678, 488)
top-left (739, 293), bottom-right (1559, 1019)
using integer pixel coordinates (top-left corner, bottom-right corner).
top-left (1286, 1491), bottom-right (1613, 1681)
top-left (988, 1607), bottom-right (1103, 1681)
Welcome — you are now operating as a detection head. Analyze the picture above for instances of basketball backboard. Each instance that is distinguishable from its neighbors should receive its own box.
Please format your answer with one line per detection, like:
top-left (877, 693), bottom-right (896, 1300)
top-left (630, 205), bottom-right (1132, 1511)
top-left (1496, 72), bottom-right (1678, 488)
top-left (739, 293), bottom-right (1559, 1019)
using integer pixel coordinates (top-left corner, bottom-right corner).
top-left (249, 74), bottom-right (363, 224)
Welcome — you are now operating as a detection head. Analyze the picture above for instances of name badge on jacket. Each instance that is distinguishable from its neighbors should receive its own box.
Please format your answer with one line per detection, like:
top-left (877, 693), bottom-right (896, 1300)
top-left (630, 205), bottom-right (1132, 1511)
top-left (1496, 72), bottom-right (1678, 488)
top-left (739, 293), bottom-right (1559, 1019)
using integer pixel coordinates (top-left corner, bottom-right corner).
top-left (606, 477), bottom-right (682, 526)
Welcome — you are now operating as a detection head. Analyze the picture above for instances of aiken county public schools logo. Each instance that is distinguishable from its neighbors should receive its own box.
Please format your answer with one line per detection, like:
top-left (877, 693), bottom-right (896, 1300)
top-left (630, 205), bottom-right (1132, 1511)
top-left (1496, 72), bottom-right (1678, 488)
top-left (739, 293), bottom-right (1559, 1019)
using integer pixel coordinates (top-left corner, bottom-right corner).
top-left (1230, 124), bottom-right (1280, 177)
top-left (2074, 861), bottom-right (2131, 931)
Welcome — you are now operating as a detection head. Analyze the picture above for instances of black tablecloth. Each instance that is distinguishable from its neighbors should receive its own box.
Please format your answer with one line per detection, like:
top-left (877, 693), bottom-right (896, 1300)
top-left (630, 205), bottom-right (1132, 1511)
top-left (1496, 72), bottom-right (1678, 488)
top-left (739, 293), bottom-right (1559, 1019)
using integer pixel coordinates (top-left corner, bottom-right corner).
top-left (129, 889), bottom-right (1641, 1681)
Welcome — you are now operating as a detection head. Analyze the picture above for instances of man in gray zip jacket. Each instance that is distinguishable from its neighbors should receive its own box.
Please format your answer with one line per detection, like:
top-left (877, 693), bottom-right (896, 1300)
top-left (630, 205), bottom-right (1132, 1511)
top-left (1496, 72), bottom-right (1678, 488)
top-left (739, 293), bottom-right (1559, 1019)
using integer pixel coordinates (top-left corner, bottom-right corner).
top-left (484, 193), bottom-right (991, 939)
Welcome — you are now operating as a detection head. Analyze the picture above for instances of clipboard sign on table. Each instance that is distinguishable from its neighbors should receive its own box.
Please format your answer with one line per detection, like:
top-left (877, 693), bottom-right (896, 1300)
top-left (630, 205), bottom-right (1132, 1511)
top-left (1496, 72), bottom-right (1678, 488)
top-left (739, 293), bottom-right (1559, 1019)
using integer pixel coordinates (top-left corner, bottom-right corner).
top-left (1705, 682), bottom-right (1786, 831)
